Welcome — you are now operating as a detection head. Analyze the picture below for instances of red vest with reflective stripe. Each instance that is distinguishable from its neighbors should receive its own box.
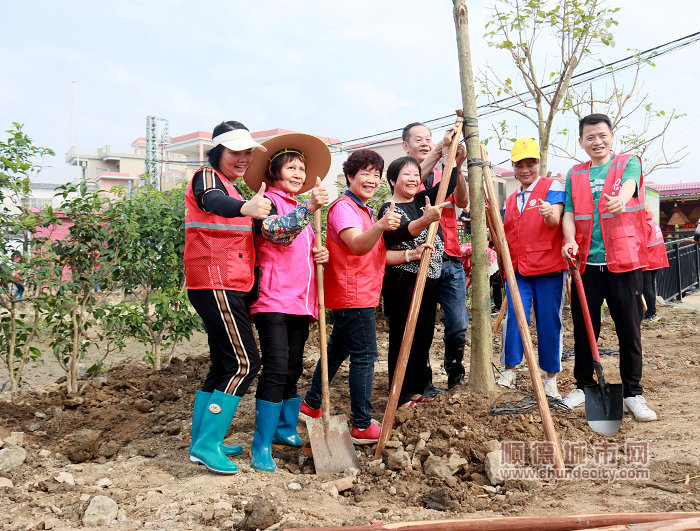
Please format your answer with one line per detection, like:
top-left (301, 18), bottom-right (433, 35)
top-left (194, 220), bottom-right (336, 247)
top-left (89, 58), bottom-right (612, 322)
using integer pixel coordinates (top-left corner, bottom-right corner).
top-left (418, 167), bottom-right (461, 258)
top-left (569, 154), bottom-right (648, 273)
top-left (324, 195), bottom-right (387, 309)
top-left (643, 215), bottom-right (669, 271)
top-left (184, 167), bottom-right (255, 291)
top-left (504, 177), bottom-right (566, 275)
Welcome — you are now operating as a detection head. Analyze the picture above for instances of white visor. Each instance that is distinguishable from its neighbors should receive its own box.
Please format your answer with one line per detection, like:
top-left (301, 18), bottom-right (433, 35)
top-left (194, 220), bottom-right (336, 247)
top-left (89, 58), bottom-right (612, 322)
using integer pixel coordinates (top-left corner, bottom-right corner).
top-left (212, 129), bottom-right (267, 152)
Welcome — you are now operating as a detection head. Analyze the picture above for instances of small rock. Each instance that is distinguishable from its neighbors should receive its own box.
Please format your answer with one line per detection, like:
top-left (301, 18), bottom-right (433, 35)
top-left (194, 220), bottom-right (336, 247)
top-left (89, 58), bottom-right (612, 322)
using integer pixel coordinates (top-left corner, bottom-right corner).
top-left (386, 450), bottom-right (411, 471)
top-left (388, 486), bottom-right (397, 495)
top-left (164, 421), bottom-right (181, 435)
top-left (483, 485), bottom-right (498, 494)
top-left (38, 449), bottom-right (52, 458)
top-left (96, 478), bottom-right (113, 488)
top-left (98, 440), bottom-right (120, 458)
top-left (34, 411), bottom-right (47, 419)
top-left (423, 455), bottom-right (455, 479)
top-left (66, 429), bottom-right (103, 463)
top-left (54, 472), bottom-right (75, 485)
top-left (484, 439), bottom-right (501, 453)
top-left (414, 439), bottom-right (426, 453)
top-left (384, 440), bottom-right (401, 449)
top-left (419, 431), bottom-right (431, 440)
top-left (27, 423), bottom-right (41, 432)
top-left (134, 399), bottom-right (153, 413)
top-left (82, 495), bottom-right (118, 527)
top-left (470, 472), bottom-right (488, 485)
top-left (485, 450), bottom-right (504, 485)
top-left (138, 446), bottom-right (158, 458)
top-left (0, 446), bottom-right (27, 473)
top-left (5, 431), bottom-right (25, 445)
top-left (287, 482), bottom-right (302, 491)
top-left (238, 499), bottom-right (280, 531)
top-left (0, 477), bottom-right (13, 488)
top-left (447, 453), bottom-right (468, 473)
top-left (63, 396), bottom-right (84, 408)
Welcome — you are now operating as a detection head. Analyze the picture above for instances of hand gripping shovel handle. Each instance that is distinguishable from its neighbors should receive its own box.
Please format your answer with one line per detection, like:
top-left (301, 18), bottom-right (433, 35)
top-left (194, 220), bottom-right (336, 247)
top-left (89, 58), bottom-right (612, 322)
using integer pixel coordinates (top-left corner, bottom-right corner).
top-left (313, 210), bottom-right (331, 432)
top-left (565, 252), bottom-right (603, 365)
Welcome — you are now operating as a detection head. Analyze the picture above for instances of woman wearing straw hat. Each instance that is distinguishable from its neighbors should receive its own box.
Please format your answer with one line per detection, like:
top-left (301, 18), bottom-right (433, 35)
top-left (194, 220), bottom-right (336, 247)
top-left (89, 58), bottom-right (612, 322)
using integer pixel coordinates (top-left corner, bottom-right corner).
top-left (244, 133), bottom-right (331, 472)
top-left (185, 120), bottom-right (271, 475)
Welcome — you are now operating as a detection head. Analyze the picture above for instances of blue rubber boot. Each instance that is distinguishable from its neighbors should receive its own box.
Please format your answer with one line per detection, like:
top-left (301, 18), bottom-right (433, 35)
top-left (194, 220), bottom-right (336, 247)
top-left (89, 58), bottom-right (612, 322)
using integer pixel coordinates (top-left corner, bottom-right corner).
top-left (272, 395), bottom-right (302, 449)
top-left (190, 390), bottom-right (243, 464)
top-left (190, 390), bottom-right (240, 474)
top-left (250, 399), bottom-right (282, 473)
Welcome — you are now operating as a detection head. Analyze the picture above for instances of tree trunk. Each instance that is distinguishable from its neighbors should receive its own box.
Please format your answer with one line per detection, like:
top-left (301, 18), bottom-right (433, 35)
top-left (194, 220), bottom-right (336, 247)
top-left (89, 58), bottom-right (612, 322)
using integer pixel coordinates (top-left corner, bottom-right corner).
top-left (453, 0), bottom-right (495, 393)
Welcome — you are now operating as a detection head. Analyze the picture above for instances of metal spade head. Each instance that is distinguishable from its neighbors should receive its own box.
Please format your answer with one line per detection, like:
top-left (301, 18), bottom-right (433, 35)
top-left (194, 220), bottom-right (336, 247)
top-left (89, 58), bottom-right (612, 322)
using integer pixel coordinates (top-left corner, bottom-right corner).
top-left (584, 383), bottom-right (624, 436)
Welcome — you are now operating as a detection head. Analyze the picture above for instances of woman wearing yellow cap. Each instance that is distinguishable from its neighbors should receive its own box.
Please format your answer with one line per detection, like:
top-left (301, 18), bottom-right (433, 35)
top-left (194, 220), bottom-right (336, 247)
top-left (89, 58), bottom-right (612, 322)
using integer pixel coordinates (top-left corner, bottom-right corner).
top-left (496, 138), bottom-right (567, 399)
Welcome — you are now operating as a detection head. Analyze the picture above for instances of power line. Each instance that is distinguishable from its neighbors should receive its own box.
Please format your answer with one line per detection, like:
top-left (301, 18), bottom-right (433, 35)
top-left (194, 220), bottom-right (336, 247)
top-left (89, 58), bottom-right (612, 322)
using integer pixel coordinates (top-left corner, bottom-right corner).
top-left (330, 31), bottom-right (700, 150)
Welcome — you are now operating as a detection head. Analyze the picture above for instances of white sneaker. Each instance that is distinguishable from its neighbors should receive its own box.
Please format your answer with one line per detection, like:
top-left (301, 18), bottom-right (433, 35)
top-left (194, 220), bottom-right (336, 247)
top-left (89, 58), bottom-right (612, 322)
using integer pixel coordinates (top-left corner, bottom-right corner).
top-left (563, 388), bottom-right (585, 409)
top-left (543, 378), bottom-right (562, 399)
top-left (623, 395), bottom-right (657, 421)
top-left (496, 368), bottom-right (516, 388)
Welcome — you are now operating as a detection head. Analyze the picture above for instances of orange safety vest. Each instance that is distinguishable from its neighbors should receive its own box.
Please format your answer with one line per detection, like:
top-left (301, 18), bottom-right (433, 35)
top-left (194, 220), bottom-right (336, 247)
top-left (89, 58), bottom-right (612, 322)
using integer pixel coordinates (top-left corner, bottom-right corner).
top-left (504, 177), bottom-right (566, 276)
top-left (569, 154), bottom-right (648, 273)
top-left (324, 194), bottom-right (386, 309)
top-left (184, 167), bottom-right (255, 291)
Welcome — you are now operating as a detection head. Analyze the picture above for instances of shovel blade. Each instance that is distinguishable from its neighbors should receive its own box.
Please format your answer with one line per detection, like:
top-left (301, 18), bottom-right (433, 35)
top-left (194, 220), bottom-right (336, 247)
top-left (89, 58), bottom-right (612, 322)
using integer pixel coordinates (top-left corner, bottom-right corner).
top-left (584, 383), bottom-right (624, 436)
top-left (305, 414), bottom-right (360, 475)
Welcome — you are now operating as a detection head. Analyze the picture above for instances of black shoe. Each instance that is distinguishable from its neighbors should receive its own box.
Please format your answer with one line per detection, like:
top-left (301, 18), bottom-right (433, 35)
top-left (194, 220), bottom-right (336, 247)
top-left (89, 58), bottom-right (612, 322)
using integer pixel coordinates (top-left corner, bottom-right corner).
top-left (447, 374), bottom-right (465, 390)
top-left (423, 382), bottom-right (445, 398)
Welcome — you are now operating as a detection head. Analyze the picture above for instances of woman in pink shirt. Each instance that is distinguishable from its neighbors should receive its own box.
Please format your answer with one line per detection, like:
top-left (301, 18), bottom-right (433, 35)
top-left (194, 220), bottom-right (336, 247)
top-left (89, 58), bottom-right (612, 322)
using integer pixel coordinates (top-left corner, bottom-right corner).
top-left (245, 133), bottom-right (330, 473)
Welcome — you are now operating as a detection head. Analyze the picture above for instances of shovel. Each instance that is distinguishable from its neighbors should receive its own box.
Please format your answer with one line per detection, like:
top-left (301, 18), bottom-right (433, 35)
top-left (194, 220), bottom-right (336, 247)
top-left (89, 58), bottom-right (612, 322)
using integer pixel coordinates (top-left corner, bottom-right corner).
top-left (305, 209), bottom-right (360, 474)
top-left (566, 253), bottom-right (624, 436)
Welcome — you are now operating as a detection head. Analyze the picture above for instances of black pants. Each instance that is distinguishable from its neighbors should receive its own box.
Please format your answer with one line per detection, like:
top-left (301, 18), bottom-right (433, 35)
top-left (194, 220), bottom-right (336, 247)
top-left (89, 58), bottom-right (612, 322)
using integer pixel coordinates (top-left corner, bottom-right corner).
top-left (187, 289), bottom-right (261, 396)
top-left (383, 268), bottom-right (439, 405)
top-left (253, 312), bottom-right (309, 403)
top-left (490, 272), bottom-right (503, 309)
top-left (642, 270), bottom-right (657, 315)
top-left (570, 266), bottom-right (644, 397)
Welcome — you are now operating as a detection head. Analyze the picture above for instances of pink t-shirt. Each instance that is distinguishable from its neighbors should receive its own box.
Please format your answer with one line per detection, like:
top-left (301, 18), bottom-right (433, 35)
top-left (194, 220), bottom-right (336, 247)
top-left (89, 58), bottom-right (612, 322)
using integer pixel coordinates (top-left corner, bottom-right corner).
top-left (328, 200), bottom-right (364, 245)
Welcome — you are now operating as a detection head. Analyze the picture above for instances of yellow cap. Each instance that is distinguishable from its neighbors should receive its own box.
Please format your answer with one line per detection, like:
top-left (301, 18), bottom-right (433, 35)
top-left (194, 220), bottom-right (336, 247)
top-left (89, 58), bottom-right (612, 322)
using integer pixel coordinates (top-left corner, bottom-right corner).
top-left (511, 138), bottom-right (540, 162)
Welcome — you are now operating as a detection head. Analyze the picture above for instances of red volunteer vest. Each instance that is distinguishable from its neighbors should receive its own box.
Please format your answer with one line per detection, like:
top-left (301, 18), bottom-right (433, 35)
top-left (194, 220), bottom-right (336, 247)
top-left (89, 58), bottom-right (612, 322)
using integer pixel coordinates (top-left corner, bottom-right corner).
top-left (504, 177), bottom-right (566, 275)
top-left (184, 167), bottom-right (255, 291)
top-left (569, 154), bottom-right (648, 273)
top-left (643, 215), bottom-right (669, 271)
top-left (324, 195), bottom-right (387, 309)
top-left (418, 167), bottom-right (461, 258)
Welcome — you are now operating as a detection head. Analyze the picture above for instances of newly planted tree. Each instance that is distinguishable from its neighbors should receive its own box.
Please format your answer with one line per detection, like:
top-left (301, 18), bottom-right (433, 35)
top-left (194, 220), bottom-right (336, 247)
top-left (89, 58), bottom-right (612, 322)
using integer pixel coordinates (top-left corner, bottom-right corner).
top-left (109, 183), bottom-right (200, 370)
top-left (42, 181), bottom-right (121, 394)
top-left (0, 123), bottom-right (54, 393)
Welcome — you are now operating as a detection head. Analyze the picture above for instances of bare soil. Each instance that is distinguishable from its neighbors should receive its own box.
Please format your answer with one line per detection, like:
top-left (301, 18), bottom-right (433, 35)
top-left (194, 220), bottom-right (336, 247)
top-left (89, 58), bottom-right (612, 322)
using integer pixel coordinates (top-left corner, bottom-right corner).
top-left (0, 301), bottom-right (699, 530)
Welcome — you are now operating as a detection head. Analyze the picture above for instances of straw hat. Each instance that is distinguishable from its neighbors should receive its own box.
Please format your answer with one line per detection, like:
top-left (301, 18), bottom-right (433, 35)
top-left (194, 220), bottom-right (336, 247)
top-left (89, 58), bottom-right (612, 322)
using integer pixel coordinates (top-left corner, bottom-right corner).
top-left (245, 133), bottom-right (331, 194)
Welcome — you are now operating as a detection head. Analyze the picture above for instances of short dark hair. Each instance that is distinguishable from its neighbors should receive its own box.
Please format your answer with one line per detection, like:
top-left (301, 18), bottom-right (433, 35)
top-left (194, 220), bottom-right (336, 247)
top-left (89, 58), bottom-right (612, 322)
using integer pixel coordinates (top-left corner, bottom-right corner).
top-left (579, 114), bottom-right (612, 138)
top-left (343, 149), bottom-right (384, 186)
top-left (206, 121), bottom-right (248, 170)
top-left (402, 122), bottom-right (428, 142)
top-left (386, 156), bottom-right (420, 192)
top-left (265, 150), bottom-right (305, 181)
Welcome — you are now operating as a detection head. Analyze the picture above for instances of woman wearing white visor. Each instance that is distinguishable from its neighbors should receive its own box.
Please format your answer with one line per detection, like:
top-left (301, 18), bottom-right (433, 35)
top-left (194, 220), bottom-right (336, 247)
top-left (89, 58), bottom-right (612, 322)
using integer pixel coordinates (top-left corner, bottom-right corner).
top-left (184, 121), bottom-right (271, 474)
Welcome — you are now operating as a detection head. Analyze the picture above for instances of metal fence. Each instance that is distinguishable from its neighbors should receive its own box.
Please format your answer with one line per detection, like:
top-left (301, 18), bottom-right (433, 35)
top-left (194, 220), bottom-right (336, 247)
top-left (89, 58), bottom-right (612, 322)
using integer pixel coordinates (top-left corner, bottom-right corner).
top-left (657, 238), bottom-right (700, 301)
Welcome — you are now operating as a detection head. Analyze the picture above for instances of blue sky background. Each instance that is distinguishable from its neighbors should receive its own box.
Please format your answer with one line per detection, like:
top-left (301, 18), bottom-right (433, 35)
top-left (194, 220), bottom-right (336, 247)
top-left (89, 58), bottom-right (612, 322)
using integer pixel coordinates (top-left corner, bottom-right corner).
top-left (1, 1), bottom-right (698, 184)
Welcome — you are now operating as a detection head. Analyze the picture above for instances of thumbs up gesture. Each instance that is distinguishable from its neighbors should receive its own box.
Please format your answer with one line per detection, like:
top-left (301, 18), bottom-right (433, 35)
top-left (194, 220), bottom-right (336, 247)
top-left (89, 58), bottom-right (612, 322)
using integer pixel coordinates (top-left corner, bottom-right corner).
top-left (378, 200), bottom-right (401, 231)
top-left (308, 177), bottom-right (329, 212)
top-left (603, 193), bottom-right (625, 215)
top-left (422, 196), bottom-right (449, 224)
top-left (241, 182), bottom-right (272, 219)
top-left (538, 198), bottom-right (553, 219)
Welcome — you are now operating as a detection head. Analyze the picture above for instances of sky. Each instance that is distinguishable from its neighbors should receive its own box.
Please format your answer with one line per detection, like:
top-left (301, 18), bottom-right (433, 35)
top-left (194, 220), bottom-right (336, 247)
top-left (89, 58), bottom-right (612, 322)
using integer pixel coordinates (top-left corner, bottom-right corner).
top-left (1, 0), bottom-right (699, 185)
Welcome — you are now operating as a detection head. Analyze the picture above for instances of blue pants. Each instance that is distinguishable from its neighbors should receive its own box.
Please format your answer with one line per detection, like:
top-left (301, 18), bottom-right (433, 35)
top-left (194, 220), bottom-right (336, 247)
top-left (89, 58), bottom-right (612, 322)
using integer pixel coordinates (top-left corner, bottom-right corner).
top-left (501, 271), bottom-right (566, 374)
top-left (304, 308), bottom-right (377, 430)
top-left (438, 259), bottom-right (469, 343)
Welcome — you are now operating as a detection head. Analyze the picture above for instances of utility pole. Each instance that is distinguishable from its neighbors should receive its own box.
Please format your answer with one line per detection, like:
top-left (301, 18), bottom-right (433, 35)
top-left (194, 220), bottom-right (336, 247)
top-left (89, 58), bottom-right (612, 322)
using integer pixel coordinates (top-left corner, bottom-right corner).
top-left (145, 115), bottom-right (170, 190)
top-left (453, 0), bottom-right (495, 392)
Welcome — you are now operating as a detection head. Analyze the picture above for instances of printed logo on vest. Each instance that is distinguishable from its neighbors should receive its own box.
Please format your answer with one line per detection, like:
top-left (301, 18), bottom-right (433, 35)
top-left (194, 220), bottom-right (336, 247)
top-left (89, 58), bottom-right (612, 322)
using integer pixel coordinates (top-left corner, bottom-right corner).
top-left (208, 403), bottom-right (222, 415)
top-left (613, 177), bottom-right (622, 192)
top-left (529, 199), bottom-right (537, 207)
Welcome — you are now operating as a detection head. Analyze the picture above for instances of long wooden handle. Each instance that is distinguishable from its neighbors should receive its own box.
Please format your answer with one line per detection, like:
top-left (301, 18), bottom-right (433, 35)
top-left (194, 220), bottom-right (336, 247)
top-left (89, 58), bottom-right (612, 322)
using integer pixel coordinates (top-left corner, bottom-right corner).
top-left (314, 210), bottom-right (330, 431)
top-left (374, 111), bottom-right (465, 460)
top-left (481, 143), bottom-right (564, 471)
top-left (565, 254), bottom-right (602, 364)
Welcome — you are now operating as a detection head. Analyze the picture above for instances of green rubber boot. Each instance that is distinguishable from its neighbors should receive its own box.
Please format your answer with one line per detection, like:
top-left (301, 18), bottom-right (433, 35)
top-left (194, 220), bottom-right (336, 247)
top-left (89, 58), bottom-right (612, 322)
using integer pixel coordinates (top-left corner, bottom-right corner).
top-left (189, 390), bottom-right (240, 474)
top-left (190, 390), bottom-right (243, 464)
top-left (272, 395), bottom-right (302, 449)
top-left (250, 399), bottom-right (282, 473)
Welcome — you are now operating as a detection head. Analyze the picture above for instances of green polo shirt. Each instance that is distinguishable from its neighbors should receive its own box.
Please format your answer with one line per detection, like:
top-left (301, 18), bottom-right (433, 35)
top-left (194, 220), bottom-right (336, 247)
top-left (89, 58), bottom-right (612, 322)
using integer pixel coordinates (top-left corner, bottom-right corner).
top-left (564, 156), bottom-right (641, 264)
